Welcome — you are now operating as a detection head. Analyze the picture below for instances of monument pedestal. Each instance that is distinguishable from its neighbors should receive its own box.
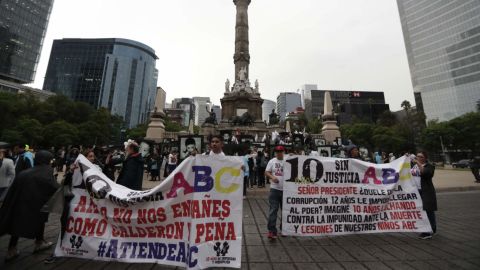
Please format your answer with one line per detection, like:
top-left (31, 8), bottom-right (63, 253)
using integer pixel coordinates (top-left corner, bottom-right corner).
top-left (201, 123), bottom-right (217, 138)
top-left (321, 91), bottom-right (341, 144)
top-left (321, 121), bottom-right (341, 144)
top-left (145, 111), bottom-right (166, 143)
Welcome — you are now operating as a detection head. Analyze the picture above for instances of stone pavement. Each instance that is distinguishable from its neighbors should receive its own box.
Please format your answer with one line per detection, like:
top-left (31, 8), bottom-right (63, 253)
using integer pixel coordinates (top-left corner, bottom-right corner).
top-left (1, 190), bottom-right (479, 270)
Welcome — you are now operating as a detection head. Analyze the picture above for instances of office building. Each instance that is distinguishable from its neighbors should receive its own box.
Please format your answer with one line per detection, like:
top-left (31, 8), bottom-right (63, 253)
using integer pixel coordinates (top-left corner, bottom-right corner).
top-left (300, 84), bottom-right (318, 116)
top-left (193, 97), bottom-right (211, 125)
top-left (277, 92), bottom-right (302, 121)
top-left (0, 0), bottom-right (54, 83)
top-left (164, 108), bottom-right (184, 126)
top-left (310, 90), bottom-right (389, 124)
top-left (397, 1), bottom-right (480, 121)
top-left (172, 98), bottom-right (195, 127)
top-left (154, 86), bottom-right (166, 112)
top-left (262, 99), bottom-right (276, 123)
top-left (0, 78), bottom-right (55, 101)
top-left (43, 38), bottom-right (158, 127)
top-left (212, 105), bottom-right (222, 123)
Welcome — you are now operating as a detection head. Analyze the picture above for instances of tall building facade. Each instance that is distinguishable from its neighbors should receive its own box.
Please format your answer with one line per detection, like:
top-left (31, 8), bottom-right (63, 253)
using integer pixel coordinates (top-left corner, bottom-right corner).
top-left (212, 105), bottom-right (222, 123)
top-left (397, 0), bottom-right (480, 121)
top-left (172, 98), bottom-right (195, 127)
top-left (310, 90), bottom-right (389, 124)
top-left (193, 97), bottom-right (211, 125)
top-left (0, 0), bottom-right (54, 83)
top-left (43, 38), bottom-right (158, 127)
top-left (276, 92), bottom-right (302, 121)
top-left (300, 84), bottom-right (318, 116)
top-left (262, 99), bottom-right (276, 123)
top-left (155, 87), bottom-right (166, 112)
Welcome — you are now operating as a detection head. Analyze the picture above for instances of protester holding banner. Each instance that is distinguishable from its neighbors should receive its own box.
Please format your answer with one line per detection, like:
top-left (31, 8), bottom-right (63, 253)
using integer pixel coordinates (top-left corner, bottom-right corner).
top-left (415, 151), bottom-right (437, 239)
top-left (116, 140), bottom-right (144, 190)
top-left (265, 145), bottom-right (286, 239)
top-left (207, 135), bottom-right (225, 156)
top-left (346, 144), bottom-right (362, 160)
top-left (0, 150), bottom-right (59, 262)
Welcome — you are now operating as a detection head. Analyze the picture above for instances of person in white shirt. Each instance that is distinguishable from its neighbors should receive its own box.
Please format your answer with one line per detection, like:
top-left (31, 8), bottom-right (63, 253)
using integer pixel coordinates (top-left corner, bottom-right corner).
top-left (264, 146), bottom-right (286, 239)
top-left (167, 151), bottom-right (178, 175)
top-left (0, 147), bottom-right (15, 200)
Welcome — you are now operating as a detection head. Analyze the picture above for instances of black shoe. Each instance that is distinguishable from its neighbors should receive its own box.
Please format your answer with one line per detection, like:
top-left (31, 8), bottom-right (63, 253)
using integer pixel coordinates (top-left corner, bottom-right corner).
top-left (44, 255), bottom-right (57, 264)
top-left (418, 233), bottom-right (432, 240)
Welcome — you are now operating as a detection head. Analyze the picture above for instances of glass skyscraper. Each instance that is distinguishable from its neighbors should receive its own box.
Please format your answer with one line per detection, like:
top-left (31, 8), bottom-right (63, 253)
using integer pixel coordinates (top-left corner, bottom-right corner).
top-left (43, 38), bottom-right (158, 128)
top-left (397, 0), bottom-right (480, 121)
top-left (0, 0), bottom-right (54, 83)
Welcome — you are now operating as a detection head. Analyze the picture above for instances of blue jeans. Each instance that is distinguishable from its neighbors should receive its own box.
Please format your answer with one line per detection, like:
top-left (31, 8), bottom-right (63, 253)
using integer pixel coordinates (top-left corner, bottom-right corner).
top-left (268, 188), bottom-right (283, 233)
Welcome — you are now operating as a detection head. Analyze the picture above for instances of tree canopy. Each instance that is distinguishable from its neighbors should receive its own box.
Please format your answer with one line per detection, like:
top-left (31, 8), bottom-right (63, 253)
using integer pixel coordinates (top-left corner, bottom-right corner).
top-left (0, 92), bottom-right (125, 148)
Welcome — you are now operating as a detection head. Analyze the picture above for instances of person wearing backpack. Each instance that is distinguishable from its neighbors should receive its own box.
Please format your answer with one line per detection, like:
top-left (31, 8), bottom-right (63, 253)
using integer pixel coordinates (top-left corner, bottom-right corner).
top-left (13, 143), bottom-right (33, 175)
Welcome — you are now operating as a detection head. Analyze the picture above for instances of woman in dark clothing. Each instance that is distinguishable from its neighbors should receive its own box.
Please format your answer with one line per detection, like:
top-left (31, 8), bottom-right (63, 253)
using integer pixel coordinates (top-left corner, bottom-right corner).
top-left (256, 151), bottom-right (267, 188)
top-left (0, 150), bottom-right (59, 262)
top-left (415, 151), bottom-right (437, 239)
top-left (116, 142), bottom-right (144, 190)
top-left (346, 144), bottom-right (362, 160)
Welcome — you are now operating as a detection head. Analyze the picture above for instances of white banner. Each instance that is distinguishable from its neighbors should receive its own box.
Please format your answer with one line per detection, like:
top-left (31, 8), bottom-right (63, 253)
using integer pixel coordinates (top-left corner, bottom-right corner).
top-left (55, 154), bottom-right (243, 269)
top-left (282, 156), bottom-right (432, 236)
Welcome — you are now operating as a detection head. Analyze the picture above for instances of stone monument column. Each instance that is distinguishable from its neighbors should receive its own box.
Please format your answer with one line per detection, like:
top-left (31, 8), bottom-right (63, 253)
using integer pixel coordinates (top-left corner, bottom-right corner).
top-left (233, 0), bottom-right (251, 81)
top-left (321, 91), bottom-right (341, 144)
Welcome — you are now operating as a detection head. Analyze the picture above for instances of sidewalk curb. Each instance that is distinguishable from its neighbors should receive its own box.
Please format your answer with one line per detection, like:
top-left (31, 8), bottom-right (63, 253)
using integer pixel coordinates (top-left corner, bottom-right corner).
top-left (436, 185), bottom-right (480, 193)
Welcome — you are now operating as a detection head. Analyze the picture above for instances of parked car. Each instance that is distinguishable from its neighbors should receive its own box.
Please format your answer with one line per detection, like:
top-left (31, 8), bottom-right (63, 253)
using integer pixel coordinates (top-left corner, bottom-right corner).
top-left (452, 159), bottom-right (470, 168)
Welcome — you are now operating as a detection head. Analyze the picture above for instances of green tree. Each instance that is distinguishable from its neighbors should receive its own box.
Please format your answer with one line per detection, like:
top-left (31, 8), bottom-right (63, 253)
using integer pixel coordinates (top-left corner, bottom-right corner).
top-left (164, 117), bottom-right (183, 132)
top-left (376, 111), bottom-right (398, 127)
top-left (340, 123), bottom-right (375, 151)
top-left (126, 124), bottom-right (148, 140)
top-left (42, 120), bottom-right (79, 147)
top-left (305, 117), bottom-right (323, 133)
top-left (15, 118), bottom-right (44, 145)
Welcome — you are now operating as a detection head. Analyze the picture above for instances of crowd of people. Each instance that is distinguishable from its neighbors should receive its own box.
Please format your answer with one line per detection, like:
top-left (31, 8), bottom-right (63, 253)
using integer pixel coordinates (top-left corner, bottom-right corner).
top-left (0, 134), bottom-right (475, 263)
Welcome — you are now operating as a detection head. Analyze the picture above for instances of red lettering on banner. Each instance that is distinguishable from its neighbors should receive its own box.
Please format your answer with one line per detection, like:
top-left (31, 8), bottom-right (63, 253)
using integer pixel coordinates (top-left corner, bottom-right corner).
top-left (113, 208), bottom-right (132, 224)
top-left (137, 207), bottom-right (166, 224)
top-left (74, 196), bottom-right (87, 212)
top-left (112, 222), bottom-right (185, 239)
top-left (402, 221), bottom-right (418, 229)
top-left (171, 200), bottom-right (231, 219)
top-left (166, 172), bottom-right (194, 198)
top-left (195, 222), bottom-right (236, 243)
top-left (362, 167), bottom-right (382, 185)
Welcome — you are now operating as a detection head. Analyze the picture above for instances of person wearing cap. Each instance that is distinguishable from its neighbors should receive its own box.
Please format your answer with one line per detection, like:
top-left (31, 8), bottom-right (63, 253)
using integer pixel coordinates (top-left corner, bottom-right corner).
top-left (265, 145), bottom-right (286, 239)
top-left (0, 150), bottom-right (59, 262)
top-left (13, 143), bottom-right (33, 175)
top-left (0, 146), bottom-right (15, 200)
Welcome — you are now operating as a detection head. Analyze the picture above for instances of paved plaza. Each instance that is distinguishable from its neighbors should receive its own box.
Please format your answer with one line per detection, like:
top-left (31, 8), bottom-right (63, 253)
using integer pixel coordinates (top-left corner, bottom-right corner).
top-left (1, 184), bottom-right (479, 270)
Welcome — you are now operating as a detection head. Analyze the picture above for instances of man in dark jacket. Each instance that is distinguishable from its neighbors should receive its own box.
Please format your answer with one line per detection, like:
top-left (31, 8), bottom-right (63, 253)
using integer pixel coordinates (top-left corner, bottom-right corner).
top-left (0, 150), bottom-right (59, 262)
top-left (470, 156), bottom-right (480, 182)
top-left (116, 141), bottom-right (144, 190)
top-left (415, 151), bottom-right (437, 240)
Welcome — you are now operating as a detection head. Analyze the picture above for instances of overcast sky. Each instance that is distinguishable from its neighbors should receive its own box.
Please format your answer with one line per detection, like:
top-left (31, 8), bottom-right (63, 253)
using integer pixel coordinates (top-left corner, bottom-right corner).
top-left (31, 0), bottom-right (413, 111)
